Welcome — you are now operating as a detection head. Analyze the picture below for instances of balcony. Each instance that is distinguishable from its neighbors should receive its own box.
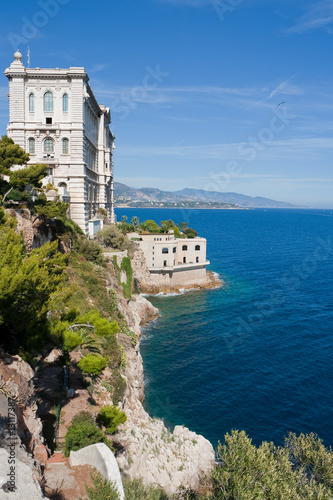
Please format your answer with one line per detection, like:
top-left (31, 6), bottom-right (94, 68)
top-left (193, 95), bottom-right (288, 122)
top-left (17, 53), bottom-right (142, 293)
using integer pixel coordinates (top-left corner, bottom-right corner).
top-left (149, 260), bottom-right (210, 273)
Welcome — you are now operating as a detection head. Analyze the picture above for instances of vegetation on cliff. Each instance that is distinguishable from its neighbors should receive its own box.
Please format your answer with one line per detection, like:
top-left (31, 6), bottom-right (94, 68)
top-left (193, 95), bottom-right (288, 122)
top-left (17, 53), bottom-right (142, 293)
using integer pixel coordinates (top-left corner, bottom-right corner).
top-left (1, 137), bottom-right (333, 499)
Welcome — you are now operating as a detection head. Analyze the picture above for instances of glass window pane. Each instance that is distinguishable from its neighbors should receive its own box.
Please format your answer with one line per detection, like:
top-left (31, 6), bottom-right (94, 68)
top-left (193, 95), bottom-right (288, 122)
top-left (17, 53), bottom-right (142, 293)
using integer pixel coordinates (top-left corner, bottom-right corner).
top-left (62, 138), bottom-right (69, 154)
top-left (44, 92), bottom-right (53, 112)
top-left (28, 138), bottom-right (35, 154)
top-left (63, 94), bottom-right (68, 112)
top-left (44, 138), bottom-right (54, 153)
top-left (29, 94), bottom-right (35, 112)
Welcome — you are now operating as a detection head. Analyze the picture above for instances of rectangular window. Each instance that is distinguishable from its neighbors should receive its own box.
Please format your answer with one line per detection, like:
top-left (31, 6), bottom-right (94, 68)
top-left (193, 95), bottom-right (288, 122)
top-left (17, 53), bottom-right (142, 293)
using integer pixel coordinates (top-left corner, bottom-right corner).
top-left (46, 117), bottom-right (52, 124)
top-left (44, 92), bottom-right (54, 112)
top-left (62, 138), bottom-right (69, 154)
top-left (28, 138), bottom-right (35, 154)
top-left (29, 94), bottom-right (35, 112)
top-left (63, 94), bottom-right (69, 112)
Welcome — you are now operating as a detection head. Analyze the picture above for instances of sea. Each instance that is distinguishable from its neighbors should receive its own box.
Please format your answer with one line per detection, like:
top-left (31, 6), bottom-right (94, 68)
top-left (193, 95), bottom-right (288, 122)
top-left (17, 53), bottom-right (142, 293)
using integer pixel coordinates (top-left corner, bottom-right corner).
top-left (114, 207), bottom-right (333, 450)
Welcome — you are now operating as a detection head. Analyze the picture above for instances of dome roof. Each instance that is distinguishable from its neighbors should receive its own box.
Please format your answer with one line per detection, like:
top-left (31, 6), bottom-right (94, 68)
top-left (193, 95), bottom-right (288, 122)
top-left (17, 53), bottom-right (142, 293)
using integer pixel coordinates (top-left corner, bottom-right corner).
top-left (14, 50), bottom-right (23, 61)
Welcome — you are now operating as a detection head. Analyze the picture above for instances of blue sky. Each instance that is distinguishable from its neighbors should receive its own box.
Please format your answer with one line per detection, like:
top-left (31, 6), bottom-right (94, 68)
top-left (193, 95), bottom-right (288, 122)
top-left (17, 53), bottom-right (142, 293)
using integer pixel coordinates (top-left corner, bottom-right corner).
top-left (1, 0), bottom-right (333, 207)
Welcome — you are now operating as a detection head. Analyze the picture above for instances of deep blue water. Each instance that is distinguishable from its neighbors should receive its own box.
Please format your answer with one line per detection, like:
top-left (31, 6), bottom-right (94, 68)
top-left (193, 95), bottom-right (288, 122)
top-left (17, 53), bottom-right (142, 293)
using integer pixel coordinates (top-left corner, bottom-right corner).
top-left (115, 208), bottom-right (333, 449)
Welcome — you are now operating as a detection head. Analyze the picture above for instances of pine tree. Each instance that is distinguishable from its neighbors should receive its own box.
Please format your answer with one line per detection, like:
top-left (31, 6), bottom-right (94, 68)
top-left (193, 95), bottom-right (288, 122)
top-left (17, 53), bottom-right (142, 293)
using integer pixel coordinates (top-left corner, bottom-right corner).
top-left (0, 218), bottom-right (67, 351)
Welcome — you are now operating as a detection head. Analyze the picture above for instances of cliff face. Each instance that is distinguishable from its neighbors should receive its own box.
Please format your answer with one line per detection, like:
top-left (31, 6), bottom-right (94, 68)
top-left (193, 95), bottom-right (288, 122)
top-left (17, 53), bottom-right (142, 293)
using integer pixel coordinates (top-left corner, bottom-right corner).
top-left (113, 264), bottom-right (215, 495)
top-left (0, 351), bottom-right (44, 455)
top-left (0, 351), bottom-right (46, 498)
top-left (0, 215), bottom-right (216, 496)
top-left (4, 209), bottom-right (54, 252)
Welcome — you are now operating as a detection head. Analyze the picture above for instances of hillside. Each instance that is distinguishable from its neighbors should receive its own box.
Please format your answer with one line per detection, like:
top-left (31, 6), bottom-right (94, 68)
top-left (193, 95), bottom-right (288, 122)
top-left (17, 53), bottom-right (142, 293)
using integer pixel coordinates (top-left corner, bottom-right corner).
top-left (114, 182), bottom-right (238, 208)
top-left (175, 188), bottom-right (297, 208)
top-left (114, 182), bottom-right (297, 209)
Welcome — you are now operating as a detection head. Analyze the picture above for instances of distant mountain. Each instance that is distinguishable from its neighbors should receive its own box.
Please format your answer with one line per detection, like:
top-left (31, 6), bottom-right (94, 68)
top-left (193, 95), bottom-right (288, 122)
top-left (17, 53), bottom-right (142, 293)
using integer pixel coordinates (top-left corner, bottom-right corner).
top-left (174, 188), bottom-right (296, 208)
top-left (114, 182), bottom-right (296, 209)
top-left (114, 183), bottom-right (238, 208)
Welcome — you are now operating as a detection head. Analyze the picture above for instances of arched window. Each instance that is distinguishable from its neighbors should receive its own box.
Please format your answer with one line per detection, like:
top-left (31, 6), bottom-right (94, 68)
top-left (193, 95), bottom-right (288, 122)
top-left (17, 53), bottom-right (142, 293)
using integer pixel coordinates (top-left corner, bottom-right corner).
top-left (44, 91), bottom-right (53, 112)
top-left (63, 94), bottom-right (68, 112)
top-left (29, 93), bottom-right (35, 112)
top-left (195, 245), bottom-right (200, 251)
top-left (62, 138), bottom-right (69, 154)
top-left (44, 138), bottom-right (54, 153)
top-left (162, 248), bottom-right (169, 254)
top-left (28, 138), bottom-right (35, 154)
top-left (182, 245), bottom-right (188, 251)
top-left (173, 247), bottom-right (176, 253)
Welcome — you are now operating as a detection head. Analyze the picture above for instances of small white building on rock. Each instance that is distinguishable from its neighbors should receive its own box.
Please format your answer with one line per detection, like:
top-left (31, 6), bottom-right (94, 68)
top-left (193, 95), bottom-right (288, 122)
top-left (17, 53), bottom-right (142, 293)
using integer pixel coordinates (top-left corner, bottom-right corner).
top-left (128, 230), bottom-right (210, 288)
top-left (4, 51), bottom-right (115, 235)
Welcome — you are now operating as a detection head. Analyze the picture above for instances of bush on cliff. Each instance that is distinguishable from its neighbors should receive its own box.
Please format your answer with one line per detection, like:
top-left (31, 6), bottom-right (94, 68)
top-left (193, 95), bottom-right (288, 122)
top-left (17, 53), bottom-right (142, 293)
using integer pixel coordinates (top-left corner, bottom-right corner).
top-left (210, 430), bottom-right (333, 499)
top-left (97, 405), bottom-right (127, 434)
top-left (122, 477), bottom-right (168, 500)
top-left (85, 472), bottom-right (120, 500)
top-left (65, 411), bottom-right (109, 457)
top-left (78, 353), bottom-right (109, 376)
top-left (75, 310), bottom-right (119, 336)
top-left (96, 223), bottom-right (130, 250)
top-left (76, 238), bottom-right (105, 266)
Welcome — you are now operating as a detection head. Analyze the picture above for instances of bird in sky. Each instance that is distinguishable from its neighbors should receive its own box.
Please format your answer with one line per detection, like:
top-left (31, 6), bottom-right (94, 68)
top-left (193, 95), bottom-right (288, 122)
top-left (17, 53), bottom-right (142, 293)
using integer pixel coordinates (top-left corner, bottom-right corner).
top-left (275, 101), bottom-right (286, 109)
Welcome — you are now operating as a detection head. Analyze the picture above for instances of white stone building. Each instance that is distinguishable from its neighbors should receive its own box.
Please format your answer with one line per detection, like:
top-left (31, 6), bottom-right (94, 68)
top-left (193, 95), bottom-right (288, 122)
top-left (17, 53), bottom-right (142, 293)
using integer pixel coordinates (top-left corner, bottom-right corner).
top-left (4, 51), bottom-right (115, 235)
top-left (128, 231), bottom-right (210, 287)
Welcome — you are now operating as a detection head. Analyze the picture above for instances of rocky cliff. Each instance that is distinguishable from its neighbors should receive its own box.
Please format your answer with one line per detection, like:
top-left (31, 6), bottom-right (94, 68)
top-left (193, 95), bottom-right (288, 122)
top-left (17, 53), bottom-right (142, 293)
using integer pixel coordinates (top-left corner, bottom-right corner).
top-left (112, 274), bottom-right (215, 495)
top-left (0, 351), bottom-right (46, 498)
top-left (0, 213), bottom-right (216, 497)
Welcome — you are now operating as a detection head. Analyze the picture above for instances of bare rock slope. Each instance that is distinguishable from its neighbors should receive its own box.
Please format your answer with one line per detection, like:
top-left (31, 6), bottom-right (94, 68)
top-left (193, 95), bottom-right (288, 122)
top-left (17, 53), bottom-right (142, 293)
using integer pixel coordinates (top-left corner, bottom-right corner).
top-left (115, 287), bottom-right (215, 495)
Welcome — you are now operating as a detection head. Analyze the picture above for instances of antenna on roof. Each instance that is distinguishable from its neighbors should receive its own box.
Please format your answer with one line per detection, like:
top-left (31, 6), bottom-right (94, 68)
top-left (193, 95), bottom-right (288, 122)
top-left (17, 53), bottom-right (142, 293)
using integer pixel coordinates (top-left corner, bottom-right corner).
top-left (27, 47), bottom-right (30, 68)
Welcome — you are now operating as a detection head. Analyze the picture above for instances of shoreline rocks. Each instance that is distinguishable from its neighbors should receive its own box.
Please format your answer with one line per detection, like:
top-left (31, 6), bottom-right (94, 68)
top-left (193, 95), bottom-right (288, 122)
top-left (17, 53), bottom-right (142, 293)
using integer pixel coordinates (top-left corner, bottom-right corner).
top-left (115, 285), bottom-right (215, 494)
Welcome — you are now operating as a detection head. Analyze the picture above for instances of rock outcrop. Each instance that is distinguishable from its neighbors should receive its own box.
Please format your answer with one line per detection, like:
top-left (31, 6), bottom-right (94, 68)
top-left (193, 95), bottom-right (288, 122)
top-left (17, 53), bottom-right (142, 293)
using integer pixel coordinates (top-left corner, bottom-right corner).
top-left (0, 449), bottom-right (44, 499)
top-left (112, 292), bottom-right (215, 495)
top-left (0, 352), bottom-right (46, 497)
top-left (4, 208), bottom-right (53, 251)
top-left (0, 351), bottom-right (44, 455)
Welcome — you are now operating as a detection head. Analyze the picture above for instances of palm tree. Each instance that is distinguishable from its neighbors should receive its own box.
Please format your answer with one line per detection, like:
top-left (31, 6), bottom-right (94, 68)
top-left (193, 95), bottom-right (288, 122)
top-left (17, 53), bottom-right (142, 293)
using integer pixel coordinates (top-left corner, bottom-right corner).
top-left (131, 216), bottom-right (139, 227)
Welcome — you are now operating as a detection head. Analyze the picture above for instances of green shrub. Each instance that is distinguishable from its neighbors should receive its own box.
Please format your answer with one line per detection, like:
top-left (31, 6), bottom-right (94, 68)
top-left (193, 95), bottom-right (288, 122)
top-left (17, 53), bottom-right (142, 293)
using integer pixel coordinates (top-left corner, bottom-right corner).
top-left (183, 228), bottom-right (198, 238)
top-left (63, 329), bottom-right (82, 351)
top-left (123, 477), bottom-right (168, 500)
top-left (78, 354), bottom-right (109, 375)
top-left (285, 432), bottom-right (333, 490)
top-left (120, 257), bottom-right (133, 299)
top-left (84, 472), bottom-right (120, 500)
top-left (65, 411), bottom-right (108, 457)
top-left (77, 238), bottom-right (105, 266)
top-left (35, 197), bottom-right (68, 220)
top-left (105, 369), bottom-right (127, 403)
top-left (96, 224), bottom-right (129, 250)
top-left (97, 405), bottom-right (127, 434)
top-left (210, 430), bottom-right (333, 499)
top-left (114, 256), bottom-right (133, 299)
top-left (174, 226), bottom-right (181, 238)
top-left (76, 310), bottom-right (119, 336)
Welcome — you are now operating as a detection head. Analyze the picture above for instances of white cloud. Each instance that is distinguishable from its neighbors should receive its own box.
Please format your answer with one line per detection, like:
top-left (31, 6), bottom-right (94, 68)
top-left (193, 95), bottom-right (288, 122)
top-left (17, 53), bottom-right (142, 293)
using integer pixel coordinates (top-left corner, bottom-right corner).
top-left (118, 137), bottom-right (333, 161)
top-left (285, 1), bottom-right (333, 34)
